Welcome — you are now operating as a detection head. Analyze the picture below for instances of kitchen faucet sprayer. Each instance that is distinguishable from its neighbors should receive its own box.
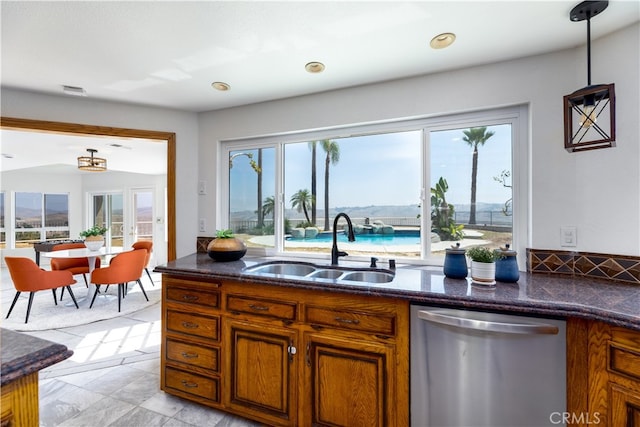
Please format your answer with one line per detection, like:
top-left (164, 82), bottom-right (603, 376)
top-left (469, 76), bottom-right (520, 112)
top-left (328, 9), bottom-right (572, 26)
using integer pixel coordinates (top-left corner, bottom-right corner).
top-left (331, 213), bottom-right (355, 265)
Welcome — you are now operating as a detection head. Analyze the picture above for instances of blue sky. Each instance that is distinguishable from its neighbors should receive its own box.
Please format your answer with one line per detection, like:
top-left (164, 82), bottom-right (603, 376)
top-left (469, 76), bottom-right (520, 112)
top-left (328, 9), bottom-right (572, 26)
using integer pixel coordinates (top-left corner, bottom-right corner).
top-left (229, 124), bottom-right (512, 213)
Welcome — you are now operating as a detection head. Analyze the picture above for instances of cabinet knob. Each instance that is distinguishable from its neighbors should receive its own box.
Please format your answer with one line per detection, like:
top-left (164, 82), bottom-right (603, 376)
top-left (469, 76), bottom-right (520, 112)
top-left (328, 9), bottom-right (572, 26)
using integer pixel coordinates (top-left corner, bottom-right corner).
top-left (182, 321), bottom-right (199, 329)
top-left (288, 345), bottom-right (297, 355)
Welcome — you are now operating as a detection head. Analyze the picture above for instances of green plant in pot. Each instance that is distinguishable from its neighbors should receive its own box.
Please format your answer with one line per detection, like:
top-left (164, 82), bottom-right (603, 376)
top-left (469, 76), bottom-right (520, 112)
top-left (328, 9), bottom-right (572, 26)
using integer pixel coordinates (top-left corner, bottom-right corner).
top-left (466, 246), bottom-right (503, 285)
top-left (207, 229), bottom-right (247, 262)
top-left (80, 225), bottom-right (108, 251)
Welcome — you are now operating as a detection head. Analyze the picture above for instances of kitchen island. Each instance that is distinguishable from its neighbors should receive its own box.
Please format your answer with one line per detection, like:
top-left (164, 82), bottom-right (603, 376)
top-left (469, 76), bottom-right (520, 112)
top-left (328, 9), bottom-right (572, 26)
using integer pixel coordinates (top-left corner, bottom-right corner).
top-left (156, 253), bottom-right (640, 426)
top-left (1, 328), bottom-right (73, 427)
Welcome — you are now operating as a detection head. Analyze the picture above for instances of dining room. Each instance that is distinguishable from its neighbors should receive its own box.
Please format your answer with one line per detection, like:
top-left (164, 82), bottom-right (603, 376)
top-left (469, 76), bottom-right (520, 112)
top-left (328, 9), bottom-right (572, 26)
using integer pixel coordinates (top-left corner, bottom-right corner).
top-left (0, 124), bottom-right (169, 266)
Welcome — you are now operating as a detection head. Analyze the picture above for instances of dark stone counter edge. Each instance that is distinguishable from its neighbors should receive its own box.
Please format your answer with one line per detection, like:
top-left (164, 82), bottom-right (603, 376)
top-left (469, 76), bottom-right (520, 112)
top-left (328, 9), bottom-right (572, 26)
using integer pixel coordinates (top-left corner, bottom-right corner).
top-left (155, 263), bottom-right (640, 333)
top-left (1, 344), bottom-right (73, 387)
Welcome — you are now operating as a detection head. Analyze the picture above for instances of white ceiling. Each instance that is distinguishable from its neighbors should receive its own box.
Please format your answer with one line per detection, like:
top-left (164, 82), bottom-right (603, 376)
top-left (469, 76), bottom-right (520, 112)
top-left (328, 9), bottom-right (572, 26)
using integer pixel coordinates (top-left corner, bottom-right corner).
top-left (0, 129), bottom-right (167, 175)
top-left (1, 0), bottom-right (639, 173)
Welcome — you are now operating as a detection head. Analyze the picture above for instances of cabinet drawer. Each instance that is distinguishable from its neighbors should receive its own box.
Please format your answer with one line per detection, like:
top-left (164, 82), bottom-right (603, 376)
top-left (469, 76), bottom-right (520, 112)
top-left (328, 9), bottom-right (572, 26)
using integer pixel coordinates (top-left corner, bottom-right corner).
top-left (227, 295), bottom-right (296, 321)
top-left (609, 343), bottom-right (640, 381)
top-left (166, 286), bottom-right (219, 309)
top-left (166, 339), bottom-right (219, 372)
top-left (165, 367), bottom-right (219, 402)
top-left (167, 310), bottom-right (219, 340)
top-left (306, 306), bottom-right (396, 336)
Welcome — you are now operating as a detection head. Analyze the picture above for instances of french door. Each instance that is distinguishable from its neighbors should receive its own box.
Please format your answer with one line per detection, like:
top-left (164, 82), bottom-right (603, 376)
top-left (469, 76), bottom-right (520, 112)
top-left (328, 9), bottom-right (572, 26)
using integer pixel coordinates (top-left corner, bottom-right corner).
top-left (90, 188), bottom-right (154, 249)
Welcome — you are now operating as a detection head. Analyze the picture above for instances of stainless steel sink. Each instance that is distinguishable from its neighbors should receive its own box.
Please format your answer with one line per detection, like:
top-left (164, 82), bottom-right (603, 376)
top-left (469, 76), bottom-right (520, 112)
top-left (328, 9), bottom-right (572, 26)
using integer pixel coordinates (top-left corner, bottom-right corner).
top-left (308, 269), bottom-right (345, 280)
top-left (340, 271), bottom-right (394, 283)
top-left (243, 261), bottom-right (394, 283)
top-left (247, 262), bottom-right (316, 276)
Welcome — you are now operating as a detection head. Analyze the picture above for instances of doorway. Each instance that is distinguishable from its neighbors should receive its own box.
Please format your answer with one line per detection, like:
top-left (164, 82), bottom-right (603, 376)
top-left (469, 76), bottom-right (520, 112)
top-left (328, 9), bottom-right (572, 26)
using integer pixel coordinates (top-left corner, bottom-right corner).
top-left (0, 116), bottom-right (176, 261)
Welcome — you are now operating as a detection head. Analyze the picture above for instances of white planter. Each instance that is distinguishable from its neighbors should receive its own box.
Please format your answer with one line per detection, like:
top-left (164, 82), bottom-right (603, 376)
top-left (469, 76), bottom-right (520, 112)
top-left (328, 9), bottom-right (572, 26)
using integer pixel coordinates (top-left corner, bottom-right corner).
top-left (470, 260), bottom-right (496, 285)
top-left (84, 237), bottom-right (104, 251)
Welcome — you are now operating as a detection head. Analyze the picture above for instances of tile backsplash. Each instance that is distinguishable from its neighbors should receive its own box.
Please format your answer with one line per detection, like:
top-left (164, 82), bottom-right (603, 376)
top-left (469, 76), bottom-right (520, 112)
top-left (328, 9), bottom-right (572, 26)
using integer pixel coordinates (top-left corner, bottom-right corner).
top-left (197, 236), bottom-right (213, 253)
top-left (527, 248), bottom-right (640, 285)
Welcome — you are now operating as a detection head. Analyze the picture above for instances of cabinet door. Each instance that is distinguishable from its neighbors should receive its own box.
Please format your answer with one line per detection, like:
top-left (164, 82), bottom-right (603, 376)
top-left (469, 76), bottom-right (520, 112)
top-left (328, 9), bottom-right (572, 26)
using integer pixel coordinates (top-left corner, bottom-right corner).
top-left (610, 384), bottom-right (640, 427)
top-left (224, 319), bottom-right (298, 426)
top-left (303, 333), bottom-right (396, 427)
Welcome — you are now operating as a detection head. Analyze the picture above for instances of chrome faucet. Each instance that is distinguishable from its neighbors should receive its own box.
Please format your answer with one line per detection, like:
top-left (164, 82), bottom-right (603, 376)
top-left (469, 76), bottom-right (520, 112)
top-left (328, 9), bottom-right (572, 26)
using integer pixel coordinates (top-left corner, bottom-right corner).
top-left (331, 213), bottom-right (356, 265)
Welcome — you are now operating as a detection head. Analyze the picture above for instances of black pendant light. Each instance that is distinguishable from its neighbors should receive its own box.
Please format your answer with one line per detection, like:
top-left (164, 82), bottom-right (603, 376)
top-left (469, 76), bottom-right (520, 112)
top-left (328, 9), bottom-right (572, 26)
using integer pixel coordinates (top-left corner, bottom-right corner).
top-left (563, 0), bottom-right (616, 152)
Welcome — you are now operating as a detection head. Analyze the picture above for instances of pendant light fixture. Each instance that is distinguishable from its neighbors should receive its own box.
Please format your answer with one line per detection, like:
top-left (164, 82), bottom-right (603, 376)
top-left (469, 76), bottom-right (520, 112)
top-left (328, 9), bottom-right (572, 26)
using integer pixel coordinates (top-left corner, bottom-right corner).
top-left (563, 0), bottom-right (615, 152)
top-left (78, 148), bottom-right (107, 172)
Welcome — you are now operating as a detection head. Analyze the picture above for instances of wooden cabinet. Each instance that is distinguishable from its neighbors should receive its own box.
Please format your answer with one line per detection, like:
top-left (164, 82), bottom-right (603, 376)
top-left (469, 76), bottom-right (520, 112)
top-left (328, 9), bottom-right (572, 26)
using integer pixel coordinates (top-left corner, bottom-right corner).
top-left (160, 274), bottom-right (409, 427)
top-left (161, 276), bottom-right (222, 408)
top-left (567, 319), bottom-right (640, 426)
top-left (224, 319), bottom-right (298, 426)
top-left (303, 332), bottom-right (396, 427)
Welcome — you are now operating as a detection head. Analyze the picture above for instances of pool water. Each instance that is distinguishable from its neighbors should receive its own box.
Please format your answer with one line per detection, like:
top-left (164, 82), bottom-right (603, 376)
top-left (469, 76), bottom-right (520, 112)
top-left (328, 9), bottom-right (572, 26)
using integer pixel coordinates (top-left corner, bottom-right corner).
top-left (287, 230), bottom-right (421, 246)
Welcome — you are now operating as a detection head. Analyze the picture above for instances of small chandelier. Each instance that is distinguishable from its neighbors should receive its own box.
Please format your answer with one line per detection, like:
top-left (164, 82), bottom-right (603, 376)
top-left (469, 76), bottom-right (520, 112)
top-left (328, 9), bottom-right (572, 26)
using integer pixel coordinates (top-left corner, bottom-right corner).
top-left (563, 0), bottom-right (615, 152)
top-left (77, 148), bottom-right (107, 172)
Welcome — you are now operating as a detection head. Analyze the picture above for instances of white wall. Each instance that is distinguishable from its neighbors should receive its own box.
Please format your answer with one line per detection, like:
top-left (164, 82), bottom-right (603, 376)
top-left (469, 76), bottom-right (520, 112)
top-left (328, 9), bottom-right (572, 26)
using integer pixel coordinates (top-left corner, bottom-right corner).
top-left (199, 23), bottom-right (640, 257)
top-left (0, 90), bottom-right (199, 259)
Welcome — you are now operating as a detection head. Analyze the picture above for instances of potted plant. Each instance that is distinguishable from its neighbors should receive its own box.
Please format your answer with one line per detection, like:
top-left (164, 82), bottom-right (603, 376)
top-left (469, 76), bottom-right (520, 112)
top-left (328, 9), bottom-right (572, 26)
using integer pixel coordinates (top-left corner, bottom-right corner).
top-left (80, 225), bottom-right (108, 251)
top-left (207, 229), bottom-right (247, 262)
top-left (466, 246), bottom-right (502, 285)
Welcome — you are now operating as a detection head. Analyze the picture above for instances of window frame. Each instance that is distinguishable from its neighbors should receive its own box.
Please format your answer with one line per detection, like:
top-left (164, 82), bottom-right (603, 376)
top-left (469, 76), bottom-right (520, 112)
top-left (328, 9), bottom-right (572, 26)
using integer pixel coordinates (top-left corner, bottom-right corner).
top-left (219, 105), bottom-right (529, 267)
top-left (12, 191), bottom-right (70, 246)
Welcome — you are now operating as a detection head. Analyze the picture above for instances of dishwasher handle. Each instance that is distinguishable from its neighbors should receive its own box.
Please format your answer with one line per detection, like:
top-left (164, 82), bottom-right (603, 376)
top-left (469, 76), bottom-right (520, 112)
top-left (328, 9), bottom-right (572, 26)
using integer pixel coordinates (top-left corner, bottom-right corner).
top-left (417, 309), bottom-right (559, 335)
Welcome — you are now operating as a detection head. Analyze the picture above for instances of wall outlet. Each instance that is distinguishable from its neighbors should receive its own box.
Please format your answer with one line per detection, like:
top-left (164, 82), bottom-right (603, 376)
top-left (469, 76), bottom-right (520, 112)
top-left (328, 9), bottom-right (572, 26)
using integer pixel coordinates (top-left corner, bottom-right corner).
top-left (199, 218), bottom-right (206, 233)
top-left (561, 226), bottom-right (577, 247)
top-left (198, 180), bottom-right (207, 195)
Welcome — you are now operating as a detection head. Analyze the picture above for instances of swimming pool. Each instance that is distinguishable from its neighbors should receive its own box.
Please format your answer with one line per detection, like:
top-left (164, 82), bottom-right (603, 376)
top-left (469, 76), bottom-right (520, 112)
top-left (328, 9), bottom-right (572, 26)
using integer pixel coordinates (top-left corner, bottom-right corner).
top-left (286, 230), bottom-right (421, 246)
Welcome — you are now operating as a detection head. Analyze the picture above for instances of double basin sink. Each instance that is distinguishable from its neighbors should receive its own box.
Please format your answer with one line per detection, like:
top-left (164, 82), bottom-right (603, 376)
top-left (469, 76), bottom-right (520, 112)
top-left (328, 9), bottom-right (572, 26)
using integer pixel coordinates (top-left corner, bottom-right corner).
top-left (243, 261), bottom-right (395, 284)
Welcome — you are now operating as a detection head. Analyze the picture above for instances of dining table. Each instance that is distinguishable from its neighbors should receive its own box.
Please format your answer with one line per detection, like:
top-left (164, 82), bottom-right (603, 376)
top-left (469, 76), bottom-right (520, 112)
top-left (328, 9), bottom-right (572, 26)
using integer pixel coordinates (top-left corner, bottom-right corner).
top-left (40, 246), bottom-right (127, 306)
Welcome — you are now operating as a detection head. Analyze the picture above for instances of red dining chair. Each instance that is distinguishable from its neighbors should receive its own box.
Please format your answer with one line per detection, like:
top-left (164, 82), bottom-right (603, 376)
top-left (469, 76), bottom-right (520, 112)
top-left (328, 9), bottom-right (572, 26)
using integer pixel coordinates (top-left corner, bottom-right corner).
top-left (5, 257), bottom-right (79, 323)
top-left (50, 242), bottom-right (101, 287)
top-left (89, 249), bottom-right (148, 312)
top-left (131, 241), bottom-right (154, 285)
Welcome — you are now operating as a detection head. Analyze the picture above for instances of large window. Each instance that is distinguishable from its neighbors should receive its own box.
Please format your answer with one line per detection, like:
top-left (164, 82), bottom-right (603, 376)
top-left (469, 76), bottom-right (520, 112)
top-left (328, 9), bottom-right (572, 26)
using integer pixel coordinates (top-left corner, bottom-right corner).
top-left (223, 107), bottom-right (526, 264)
top-left (14, 192), bottom-right (69, 247)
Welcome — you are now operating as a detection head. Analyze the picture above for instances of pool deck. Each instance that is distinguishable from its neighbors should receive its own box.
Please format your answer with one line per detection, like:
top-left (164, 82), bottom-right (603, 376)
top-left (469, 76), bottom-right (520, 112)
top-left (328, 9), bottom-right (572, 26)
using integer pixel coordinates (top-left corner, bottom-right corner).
top-left (248, 229), bottom-right (489, 254)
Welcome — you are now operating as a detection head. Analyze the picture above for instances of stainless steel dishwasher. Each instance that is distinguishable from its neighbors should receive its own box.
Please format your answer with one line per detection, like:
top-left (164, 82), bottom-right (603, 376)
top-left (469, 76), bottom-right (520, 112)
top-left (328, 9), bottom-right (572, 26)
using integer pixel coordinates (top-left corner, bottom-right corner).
top-left (410, 305), bottom-right (566, 427)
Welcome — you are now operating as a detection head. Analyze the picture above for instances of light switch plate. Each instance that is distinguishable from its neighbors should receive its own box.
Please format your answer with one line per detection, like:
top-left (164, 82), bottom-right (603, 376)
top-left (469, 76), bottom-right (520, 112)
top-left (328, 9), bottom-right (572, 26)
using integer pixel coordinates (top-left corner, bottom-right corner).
top-left (560, 226), bottom-right (577, 247)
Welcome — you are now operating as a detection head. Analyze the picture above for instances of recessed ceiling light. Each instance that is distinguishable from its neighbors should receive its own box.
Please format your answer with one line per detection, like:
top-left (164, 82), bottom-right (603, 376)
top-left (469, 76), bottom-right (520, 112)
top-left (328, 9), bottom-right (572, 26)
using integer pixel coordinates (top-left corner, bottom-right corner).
top-left (211, 82), bottom-right (231, 91)
top-left (430, 32), bottom-right (456, 49)
top-left (305, 62), bottom-right (325, 73)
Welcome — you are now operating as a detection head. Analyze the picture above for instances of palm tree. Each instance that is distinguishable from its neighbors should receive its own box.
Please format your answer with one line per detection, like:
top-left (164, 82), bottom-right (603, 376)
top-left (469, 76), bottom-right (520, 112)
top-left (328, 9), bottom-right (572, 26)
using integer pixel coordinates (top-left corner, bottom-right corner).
top-left (262, 196), bottom-right (275, 218)
top-left (308, 141), bottom-right (318, 225)
top-left (290, 189), bottom-right (313, 224)
top-left (320, 139), bottom-right (340, 231)
top-left (462, 127), bottom-right (495, 225)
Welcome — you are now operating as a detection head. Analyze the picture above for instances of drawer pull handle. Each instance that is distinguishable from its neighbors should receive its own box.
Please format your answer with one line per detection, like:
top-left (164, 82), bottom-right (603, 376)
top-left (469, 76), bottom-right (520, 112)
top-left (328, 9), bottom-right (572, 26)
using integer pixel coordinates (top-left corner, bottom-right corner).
top-left (182, 295), bottom-right (199, 301)
top-left (182, 322), bottom-right (199, 329)
top-left (249, 304), bottom-right (270, 311)
top-left (181, 380), bottom-right (198, 388)
top-left (335, 316), bottom-right (360, 325)
top-left (182, 352), bottom-right (199, 359)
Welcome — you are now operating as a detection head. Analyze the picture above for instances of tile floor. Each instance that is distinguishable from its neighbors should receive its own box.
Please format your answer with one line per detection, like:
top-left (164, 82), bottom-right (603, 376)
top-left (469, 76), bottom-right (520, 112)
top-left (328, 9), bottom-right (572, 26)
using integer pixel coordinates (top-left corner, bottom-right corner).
top-left (1, 267), bottom-right (260, 427)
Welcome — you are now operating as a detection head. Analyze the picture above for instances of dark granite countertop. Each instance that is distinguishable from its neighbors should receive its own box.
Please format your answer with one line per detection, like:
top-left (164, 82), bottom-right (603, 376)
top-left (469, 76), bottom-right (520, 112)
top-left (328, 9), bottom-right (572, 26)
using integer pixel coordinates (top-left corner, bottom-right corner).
top-left (1, 328), bottom-right (73, 386)
top-left (155, 253), bottom-right (640, 331)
